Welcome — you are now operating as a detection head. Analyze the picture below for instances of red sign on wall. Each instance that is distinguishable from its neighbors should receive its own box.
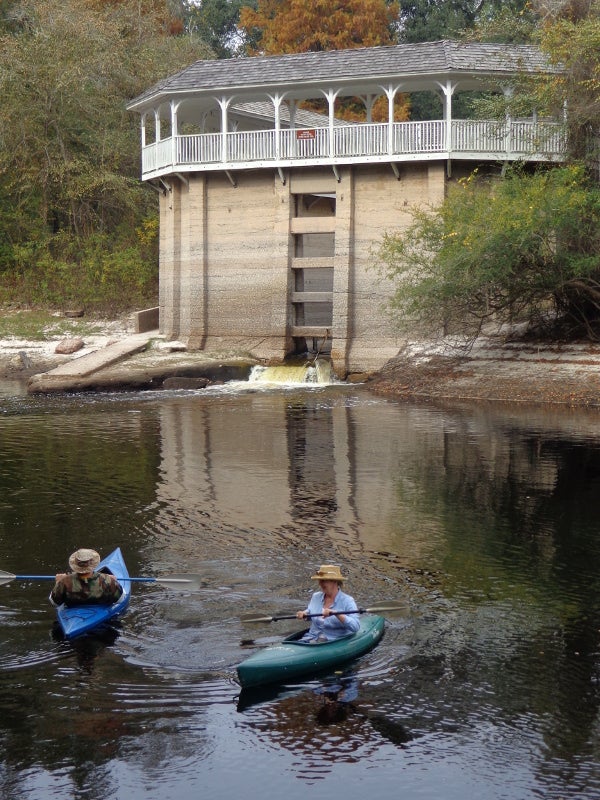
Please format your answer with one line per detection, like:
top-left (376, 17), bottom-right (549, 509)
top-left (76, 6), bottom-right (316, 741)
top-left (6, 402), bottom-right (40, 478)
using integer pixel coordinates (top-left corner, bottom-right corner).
top-left (296, 129), bottom-right (316, 140)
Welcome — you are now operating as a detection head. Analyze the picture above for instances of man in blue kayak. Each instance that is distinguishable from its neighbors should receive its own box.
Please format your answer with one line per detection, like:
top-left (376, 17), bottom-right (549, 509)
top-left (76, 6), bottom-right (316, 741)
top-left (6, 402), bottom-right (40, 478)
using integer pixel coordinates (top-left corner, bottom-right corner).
top-left (296, 564), bottom-right (361, 642)
top-left (50, 549), bottom-right (123, 607)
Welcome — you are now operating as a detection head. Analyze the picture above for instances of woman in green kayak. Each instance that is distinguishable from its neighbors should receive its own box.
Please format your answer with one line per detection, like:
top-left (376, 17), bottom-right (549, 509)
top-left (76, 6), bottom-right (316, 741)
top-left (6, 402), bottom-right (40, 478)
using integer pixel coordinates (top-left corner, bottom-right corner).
top-left (296, 564), bottom-right (360, 642)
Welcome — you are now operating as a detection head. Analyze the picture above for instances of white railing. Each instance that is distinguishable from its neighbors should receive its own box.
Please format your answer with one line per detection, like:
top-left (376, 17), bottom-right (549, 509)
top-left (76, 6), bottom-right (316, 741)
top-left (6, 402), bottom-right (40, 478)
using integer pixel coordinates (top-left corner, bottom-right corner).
top-left (178, 132), bottom-right (222, 164)
top-left (142, 138), bottom-right (173, 174)
top-left (510, 121), bottom-right (566, 156)
top-left (335, 123), bottom-right (388, 157)
top-left (282, 127), bottom-right (330, 159)
top-left (452, 120), bottom-right (506, 153)
top-left (227, 129), bottom-right (276, 162)
top-left (396, 120), bottom-right (445, 152)
top-left (142, 119), bottom-right (566, 176)
top-left (451, 119), bottom-right (567, 158)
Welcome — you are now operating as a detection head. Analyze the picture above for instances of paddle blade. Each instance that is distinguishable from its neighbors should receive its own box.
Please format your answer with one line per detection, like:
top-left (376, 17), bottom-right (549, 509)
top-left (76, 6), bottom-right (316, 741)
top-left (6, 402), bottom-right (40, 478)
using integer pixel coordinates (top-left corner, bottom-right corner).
top-left (241, 613), bottom-right (283, 623)
top-left (152, 573), bottom-right (204, 591)
top-left (122, 574), bottom-right (205, 591)
top-left (362, 604), bottom-right (406, 614)
top-left (0, 570), bottom-right (16, 586)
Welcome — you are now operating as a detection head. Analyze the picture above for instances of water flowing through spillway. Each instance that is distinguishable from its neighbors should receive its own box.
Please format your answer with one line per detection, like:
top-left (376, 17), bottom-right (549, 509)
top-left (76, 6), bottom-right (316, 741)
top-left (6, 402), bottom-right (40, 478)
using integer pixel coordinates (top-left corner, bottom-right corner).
top-left (248, 358), bottom-right (334, 385)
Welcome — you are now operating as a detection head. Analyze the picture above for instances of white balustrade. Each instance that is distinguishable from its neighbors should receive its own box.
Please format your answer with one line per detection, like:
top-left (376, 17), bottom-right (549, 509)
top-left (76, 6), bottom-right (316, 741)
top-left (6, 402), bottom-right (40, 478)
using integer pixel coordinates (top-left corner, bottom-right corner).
top-left (142, 120), bottom-right (566, 176)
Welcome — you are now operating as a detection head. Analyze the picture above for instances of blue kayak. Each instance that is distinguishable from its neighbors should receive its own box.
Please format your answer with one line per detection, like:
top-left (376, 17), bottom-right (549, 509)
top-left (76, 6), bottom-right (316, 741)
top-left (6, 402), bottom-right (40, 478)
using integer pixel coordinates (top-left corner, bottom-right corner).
top-left (237, 615), bottom-right (385, 688)
top-left (56, 547), bottom-right (131, 639)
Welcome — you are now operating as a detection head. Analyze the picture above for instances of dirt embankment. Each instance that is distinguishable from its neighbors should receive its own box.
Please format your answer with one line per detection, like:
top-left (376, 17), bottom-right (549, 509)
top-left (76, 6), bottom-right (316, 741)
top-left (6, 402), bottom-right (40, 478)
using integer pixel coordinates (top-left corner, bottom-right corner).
top-left (367, 339), bottom-right (600, 408)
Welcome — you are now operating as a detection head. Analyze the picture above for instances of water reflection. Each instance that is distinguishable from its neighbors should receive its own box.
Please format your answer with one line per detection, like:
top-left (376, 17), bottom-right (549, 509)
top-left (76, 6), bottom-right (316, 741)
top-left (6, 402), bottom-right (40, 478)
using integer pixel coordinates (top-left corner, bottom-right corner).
top-left (237, 670), bottom-right (413, 779)
top-left (2, 384), bottom-right (600, 798)
top-left (51, 621), bottom-right (121, 674)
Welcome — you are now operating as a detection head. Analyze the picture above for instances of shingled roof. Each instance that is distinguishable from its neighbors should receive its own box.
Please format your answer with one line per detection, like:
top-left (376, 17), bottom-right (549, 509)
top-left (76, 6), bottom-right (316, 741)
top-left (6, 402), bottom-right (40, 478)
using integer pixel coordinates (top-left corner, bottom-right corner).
top-left (128, 40), bottom-right (555, 111)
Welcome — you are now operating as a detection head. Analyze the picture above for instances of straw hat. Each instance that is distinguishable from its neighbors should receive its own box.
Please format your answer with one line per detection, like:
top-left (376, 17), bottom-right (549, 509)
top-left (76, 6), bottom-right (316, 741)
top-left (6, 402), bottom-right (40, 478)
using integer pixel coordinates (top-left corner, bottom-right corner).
top-left (69, 548), bottom-right (101, 574)
top-left (311, 564), bottom-right (346, 583)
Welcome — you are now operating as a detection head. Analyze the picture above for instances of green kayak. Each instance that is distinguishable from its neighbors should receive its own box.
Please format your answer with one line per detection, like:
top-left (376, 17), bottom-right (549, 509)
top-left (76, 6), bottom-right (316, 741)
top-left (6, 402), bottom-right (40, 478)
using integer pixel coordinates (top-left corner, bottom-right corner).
top-left (236, 615), bottom-right (385, 689)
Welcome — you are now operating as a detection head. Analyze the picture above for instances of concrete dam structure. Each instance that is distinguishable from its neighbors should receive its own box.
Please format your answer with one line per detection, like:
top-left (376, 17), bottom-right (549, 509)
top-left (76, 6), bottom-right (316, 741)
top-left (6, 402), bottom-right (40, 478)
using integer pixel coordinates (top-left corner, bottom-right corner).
top-left (127, 41), bottom-right (564, 377)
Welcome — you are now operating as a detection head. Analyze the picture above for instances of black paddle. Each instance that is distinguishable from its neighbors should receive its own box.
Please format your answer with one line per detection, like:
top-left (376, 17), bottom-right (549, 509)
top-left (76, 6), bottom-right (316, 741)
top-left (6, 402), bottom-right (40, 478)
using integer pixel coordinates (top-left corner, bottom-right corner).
top-left (0, 570), bottom-right (203, 591)
top-left (241, 603), bottom-right (405, 623)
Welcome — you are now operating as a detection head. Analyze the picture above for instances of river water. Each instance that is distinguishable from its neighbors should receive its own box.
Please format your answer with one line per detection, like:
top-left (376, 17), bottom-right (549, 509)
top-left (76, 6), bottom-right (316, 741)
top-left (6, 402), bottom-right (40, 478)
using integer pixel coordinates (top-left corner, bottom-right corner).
top-left (1, 375), bottom-right (600, 800)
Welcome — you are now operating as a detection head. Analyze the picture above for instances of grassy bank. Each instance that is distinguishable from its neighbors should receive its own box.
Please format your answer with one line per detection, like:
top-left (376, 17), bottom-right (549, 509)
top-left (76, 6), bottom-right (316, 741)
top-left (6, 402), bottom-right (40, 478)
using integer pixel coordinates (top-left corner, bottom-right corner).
top-left (0, 309), bottom-right (126, 341)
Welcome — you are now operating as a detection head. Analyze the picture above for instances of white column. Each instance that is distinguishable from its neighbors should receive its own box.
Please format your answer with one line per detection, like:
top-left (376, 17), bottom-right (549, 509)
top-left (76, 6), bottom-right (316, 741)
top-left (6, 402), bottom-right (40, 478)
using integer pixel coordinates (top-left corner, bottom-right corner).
top-left (269, 92), bottom-right (284, 160)
top-left (437, 80), bottom-right (455, 155)
top-left (289, 100), bottom-right (297, 157)
top-left (322, 88), bottom-right (339, 159)
top-left (218, 96), bottom-right (231, 162)
top-left (384, 84), bottom-right (397, 154)
top-left (171, 100), bottom-right (179, 167)
top-left (503, 86), bottom-right (514, 158)
top-left (363, 94), bottom-right (377, 124)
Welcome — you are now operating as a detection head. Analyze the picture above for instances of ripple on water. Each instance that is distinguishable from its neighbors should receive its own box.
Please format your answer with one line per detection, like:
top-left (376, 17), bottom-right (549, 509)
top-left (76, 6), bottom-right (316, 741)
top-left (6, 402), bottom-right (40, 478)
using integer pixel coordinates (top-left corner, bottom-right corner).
top-left (0, 640), bottom-right (72, 672)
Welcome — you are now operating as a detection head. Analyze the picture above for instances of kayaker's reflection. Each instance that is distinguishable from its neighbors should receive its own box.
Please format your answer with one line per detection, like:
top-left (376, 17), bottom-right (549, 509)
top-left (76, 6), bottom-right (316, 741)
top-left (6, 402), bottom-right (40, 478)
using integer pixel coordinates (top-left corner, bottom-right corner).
top-left (52, 621), bottom-right (120, 673)
top-left (314, 675), bottom-right (359, 725)
top-left (314, 675), bottom-right (413, 745)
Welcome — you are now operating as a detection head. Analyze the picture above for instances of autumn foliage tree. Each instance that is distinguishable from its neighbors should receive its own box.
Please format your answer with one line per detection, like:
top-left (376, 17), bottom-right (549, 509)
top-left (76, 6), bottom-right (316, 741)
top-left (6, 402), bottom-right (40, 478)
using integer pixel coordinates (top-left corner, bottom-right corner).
top-left (239, 0), bottom-right (406, 121)
top-left (239, 0), bottom-right (399, 55)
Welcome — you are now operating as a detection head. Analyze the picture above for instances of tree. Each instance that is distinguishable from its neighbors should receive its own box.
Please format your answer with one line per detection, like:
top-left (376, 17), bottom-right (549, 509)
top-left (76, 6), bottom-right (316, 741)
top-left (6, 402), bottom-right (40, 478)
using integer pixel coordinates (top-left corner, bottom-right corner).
top-left (397, 0), bottom-right (530, 43)
top-left (186, 0), bottom-right (256, 58)
top-left (239, 0), bottom-right (399, 55)
top-left (81, 0), bottom-right (189, 35)
top-left (377, 166), bottom-right (600, 341)
top-left (238, 0), bottom-right (406, 121)
top-left (0, 0), bottom-right (212, 309)
top-left (377, 2), bottom-right (600, 343)
top-left (537, 0), bottom-right (600, 165)
top-left (397, 0), bottom-right (534, 119)
top-left (0, 0), bottom-right (210, 240)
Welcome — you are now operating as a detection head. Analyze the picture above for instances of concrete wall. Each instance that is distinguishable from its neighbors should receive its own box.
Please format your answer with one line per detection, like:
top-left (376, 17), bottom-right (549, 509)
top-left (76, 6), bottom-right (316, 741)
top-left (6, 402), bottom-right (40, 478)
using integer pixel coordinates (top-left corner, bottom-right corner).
top-left (158, 162), bottom-right (447, 375)
top-left (340, 162), bottom-right (446, 372)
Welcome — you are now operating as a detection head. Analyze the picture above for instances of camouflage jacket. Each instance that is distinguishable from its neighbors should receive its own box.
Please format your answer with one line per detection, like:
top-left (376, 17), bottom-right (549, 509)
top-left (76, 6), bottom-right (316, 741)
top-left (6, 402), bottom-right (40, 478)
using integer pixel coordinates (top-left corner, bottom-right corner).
top-left (50, 571), bottom-right (123, 607)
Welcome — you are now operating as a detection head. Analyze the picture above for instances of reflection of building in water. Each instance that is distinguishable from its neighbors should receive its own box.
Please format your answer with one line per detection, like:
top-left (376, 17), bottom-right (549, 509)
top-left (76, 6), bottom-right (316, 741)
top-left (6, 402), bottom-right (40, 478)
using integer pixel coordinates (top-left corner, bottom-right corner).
top-left (154, 394), bottom-right (576, 566)
top-left (286, 402), bottom-right (338, 524)
top-left (155, 394), bottom-right (415, 556)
